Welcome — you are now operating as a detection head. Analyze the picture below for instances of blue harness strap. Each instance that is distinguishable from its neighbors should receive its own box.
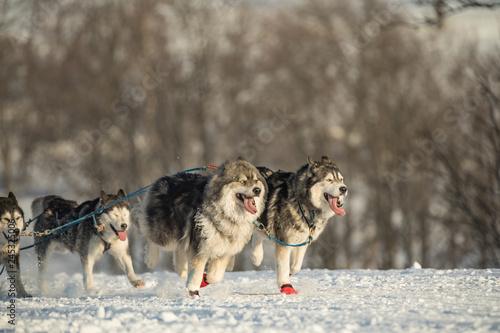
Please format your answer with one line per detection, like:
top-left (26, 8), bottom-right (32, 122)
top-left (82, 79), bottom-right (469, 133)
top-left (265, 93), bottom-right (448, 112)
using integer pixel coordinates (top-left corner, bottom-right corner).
top-left (253, 219), bottom-right (313, 248)
top-left (19, 165), bottom-right (219, 251)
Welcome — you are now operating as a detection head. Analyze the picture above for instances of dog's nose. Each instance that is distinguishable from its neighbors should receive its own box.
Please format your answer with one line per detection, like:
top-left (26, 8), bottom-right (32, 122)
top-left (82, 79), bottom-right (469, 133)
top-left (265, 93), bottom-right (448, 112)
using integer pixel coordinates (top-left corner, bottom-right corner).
top-left (121, 224), bottom-right (128, 231)
top-left (253, 187), bottom-right (261, 195)
top-left (13, 228), bottom-right (20, 235)
top-left (339, 186), bottom-right (348, 194)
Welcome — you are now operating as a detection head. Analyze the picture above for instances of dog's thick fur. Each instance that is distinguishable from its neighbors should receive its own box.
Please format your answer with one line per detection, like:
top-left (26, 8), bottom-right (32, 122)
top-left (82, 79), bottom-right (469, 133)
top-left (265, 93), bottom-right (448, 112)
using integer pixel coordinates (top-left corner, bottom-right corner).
top-left (252, 155), bottom-right (348, 294)
top-left (133, 157), bottom-right (267, 296)
top-left (32, 190), bottom-right (144, 294)
top-left (0, 192), bottom-right (31, 297)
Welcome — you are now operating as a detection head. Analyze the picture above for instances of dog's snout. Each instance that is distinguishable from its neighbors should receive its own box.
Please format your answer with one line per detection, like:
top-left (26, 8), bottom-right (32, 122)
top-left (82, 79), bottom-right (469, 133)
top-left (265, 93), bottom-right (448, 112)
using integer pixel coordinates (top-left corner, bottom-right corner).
top-left (339, 186), bottom-right (348, 195)
top-left (121, 224), bottom-right (128, 231)
top-left (253, 187), bottom-right (261, 196)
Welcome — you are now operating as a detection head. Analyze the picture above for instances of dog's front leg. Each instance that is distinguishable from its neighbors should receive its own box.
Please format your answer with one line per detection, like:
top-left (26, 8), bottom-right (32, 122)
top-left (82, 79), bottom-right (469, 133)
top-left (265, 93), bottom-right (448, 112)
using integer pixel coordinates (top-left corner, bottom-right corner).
top-left (275, 244), bottom-right (297, 294)
top-left (144, 241), bottom-right (160, 268)
top-left (36, 241), bottom-right (56, 295)
top-left (290, 244), bottom-right (308, 275)
top-left (81, 255), bottom-right (95, 291)
top-left (225, 256), bottom-right (235, 272)
top-left (109, 241), bottom-right (145, 288)
top-left (81, 238), bottom-right (105, 292)
top-left (174, 246), bottom-right (188, 279)
top-left (12, 251), bottom-right (31, 297)
top-left (251, 230), bottom-right (265, 267)
top-left (186, 255), bottom-right (208, 297)
top-left (206, 256), bottom-right (231, 285)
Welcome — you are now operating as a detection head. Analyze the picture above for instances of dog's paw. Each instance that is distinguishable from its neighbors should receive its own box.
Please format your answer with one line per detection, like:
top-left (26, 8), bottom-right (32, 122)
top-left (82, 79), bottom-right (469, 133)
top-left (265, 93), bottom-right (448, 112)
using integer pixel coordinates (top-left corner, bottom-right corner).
top-left (280, 284), bottom-right (297, 295)
top-left (132, 280), bottom-right (145, 288)
top-left (87, 288), bottom-right (102, 296)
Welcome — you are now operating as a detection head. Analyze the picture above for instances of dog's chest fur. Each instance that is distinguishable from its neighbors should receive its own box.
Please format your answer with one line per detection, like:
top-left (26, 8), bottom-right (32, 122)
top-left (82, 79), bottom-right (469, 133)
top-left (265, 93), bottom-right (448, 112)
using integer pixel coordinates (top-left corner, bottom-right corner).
top-left (263, 177), bottom-right (334, 244)
top-left (195, 205), bottom-right (254, 258)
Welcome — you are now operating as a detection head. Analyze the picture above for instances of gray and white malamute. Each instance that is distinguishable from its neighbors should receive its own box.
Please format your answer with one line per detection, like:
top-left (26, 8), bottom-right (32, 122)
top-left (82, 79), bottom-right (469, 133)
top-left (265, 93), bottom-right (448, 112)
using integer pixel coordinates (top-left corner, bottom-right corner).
top-left (32, 190), bottom-right (145, 294)
top-left (252, 155), bottom-right (347, 294)
top-left (0, 192), bottom-right (31, 297)
top-left (133, 157), bottom-right (267, 297)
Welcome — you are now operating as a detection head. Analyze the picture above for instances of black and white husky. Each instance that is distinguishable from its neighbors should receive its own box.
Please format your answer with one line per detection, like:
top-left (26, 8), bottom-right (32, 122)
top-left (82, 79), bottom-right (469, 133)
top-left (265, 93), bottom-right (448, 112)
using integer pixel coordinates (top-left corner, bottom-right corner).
top-left (0, 192), bottom-right (31, 297)
top-left (133, 157), bottom-right (267, 297)
top-left (252, 156), bottom-right (347, 294)
top-left (32, 190), bottom-right (145, 294)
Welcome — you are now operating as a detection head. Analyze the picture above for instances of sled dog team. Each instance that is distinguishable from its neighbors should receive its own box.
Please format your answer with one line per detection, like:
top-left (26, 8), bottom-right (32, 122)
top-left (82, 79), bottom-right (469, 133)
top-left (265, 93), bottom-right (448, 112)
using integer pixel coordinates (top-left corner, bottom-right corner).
top-left (0, 155), bottom-right (347, 298)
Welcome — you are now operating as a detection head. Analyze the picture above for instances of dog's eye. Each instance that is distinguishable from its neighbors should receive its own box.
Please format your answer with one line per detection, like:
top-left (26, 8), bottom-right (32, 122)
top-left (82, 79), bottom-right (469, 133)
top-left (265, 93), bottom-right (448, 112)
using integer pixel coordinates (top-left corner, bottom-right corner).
top-left (326, 178), bottom-right (333, 182)
top-left (240, 180), bottom-right (246, 185)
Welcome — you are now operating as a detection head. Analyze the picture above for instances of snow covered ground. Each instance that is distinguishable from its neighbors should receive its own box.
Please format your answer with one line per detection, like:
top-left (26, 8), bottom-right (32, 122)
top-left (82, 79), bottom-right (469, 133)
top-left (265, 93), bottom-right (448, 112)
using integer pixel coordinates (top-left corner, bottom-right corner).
top-left (0, 267), bottom-right (499, 332)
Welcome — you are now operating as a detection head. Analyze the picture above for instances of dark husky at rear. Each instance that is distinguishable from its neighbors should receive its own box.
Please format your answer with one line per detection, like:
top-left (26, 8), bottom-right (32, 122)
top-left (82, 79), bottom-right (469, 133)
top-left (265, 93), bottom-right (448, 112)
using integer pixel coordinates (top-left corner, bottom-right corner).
top-left (32, 190), bottom-right (144, 294)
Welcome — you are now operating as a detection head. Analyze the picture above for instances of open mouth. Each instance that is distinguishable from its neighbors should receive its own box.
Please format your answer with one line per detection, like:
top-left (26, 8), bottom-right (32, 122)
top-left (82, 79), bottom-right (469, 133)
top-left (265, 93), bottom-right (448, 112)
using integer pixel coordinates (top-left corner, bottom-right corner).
top-left (110, 224), bottom-right (127, 241)
top-left (236, 193), bottom-right (258, 215)
top-left (324, 193), bottom-right (346, 216)
top-left (3, 231), bottom-right (19, 244)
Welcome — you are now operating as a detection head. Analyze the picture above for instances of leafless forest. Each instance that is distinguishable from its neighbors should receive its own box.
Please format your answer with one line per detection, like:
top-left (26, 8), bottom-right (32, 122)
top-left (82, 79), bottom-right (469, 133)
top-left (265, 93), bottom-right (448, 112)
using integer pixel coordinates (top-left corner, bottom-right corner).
top-left (1, 0), bottom-right (499, 272)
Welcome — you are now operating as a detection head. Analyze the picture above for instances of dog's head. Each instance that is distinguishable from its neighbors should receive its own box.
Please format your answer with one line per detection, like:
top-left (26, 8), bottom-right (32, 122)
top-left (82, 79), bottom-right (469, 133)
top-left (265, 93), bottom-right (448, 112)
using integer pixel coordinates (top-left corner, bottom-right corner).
top-left (0, 192), bottom-right (25, 246)
top-left (213, 157), bottom-right (267, 219)
top-left (305, 155), bottom-right (347, 216)
top-left (97, 189), bottom-right (131, 242)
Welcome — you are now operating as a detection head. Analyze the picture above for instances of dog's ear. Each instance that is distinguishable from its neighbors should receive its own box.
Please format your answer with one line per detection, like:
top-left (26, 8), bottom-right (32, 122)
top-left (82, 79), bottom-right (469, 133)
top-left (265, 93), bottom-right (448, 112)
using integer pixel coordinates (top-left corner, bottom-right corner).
top-left (117, 189), bottom-right (126, 199)
top-left (257, 166), bottom-right (273, 179)
top-left (99, 190), bottom-right (108, 202)
top-left (307, 156), bottom-right (316, 166)
top-left (237, 156), bottom-right (246, 162)
top-left (8, 192), bottom-right (17, 204)
top-left (322, 155), bottom-right (333, 164)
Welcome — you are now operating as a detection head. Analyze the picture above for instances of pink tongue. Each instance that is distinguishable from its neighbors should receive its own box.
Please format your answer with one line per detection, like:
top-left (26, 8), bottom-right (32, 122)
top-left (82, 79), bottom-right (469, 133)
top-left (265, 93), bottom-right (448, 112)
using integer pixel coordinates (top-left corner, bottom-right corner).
top-left (243, 197), bottom-right (258, 215)
top-left (328, 195), bottom-right (345, 216)
top-left (117, 231), bottom-right (127, 241)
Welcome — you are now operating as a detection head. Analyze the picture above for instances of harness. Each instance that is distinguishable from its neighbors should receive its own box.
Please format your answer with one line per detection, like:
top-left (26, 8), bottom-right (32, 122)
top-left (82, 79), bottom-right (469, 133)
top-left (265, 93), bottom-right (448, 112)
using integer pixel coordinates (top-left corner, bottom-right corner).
top-left (93, 214), bottom-right (111, 253)
top-left (18, 164), bottom-right (220, 252)
top-left (253, 198), bottom-right (316, 248)
top-left (297, 198), bottom-right (316, 232)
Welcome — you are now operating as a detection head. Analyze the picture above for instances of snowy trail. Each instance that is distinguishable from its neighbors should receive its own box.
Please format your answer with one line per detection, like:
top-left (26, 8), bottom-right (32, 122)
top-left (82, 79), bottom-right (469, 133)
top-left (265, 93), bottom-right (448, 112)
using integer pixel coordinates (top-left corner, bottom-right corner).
top-left (1, 268), bottom-right (499, 332)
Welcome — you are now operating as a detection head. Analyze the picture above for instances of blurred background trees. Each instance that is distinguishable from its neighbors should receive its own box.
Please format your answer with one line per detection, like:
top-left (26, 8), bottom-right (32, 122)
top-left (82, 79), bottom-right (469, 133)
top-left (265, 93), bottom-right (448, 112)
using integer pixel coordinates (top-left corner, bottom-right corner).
top-left (1, 0), bottom-right (499, 272)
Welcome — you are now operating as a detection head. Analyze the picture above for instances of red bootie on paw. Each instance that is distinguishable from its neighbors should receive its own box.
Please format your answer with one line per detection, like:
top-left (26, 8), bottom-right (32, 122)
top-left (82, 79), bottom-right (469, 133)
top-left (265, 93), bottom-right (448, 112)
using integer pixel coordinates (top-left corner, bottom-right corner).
top-left (200, 273), bottom-right (210, 288)
top-left (280, 284), bottom-right (297, 295)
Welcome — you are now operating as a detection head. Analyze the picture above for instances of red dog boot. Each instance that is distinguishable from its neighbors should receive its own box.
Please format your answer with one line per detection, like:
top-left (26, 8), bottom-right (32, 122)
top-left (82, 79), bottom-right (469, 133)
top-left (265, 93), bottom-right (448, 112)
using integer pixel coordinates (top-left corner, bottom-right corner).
top-left (200, 273), bottom-right (210, 288)
top-left (280, 284), bottom-right (297, 295)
